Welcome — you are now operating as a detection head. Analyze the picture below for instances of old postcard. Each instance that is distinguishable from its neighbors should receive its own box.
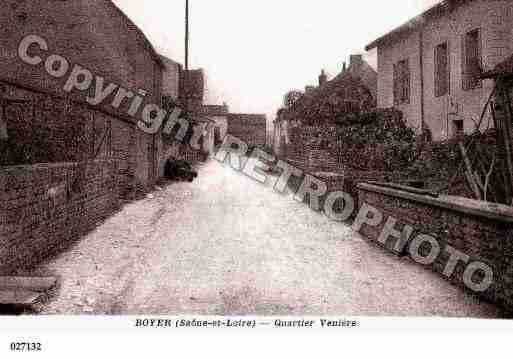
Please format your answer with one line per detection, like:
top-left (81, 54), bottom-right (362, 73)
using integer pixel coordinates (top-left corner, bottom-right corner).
top-left (1, 0), bottom-right (513, 357)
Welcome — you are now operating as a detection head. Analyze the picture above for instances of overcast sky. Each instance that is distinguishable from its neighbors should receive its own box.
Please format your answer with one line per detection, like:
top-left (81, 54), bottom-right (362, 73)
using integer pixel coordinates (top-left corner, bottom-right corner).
top-left (113, 0), bottom-right (441, 119)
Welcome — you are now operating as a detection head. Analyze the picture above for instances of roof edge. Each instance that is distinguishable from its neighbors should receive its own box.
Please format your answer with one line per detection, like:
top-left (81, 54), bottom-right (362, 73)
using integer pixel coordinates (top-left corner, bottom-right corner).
top-left (106, 0), bottom-right (165, 68)
top-left (365, 0), bottom-right (468, 51)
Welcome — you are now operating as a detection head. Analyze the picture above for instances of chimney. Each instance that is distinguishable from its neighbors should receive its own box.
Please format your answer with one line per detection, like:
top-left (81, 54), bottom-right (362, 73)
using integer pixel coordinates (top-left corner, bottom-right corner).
top-left (318, 69), bottom-right (327, 86)
top-left (350, 54), bottom-right (363, 67)
top-left (305, 86), bottom-right (315, 94)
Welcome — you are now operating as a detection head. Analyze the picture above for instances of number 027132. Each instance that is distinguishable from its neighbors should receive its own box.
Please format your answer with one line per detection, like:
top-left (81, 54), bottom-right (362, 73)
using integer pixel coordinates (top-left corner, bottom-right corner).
top-left (10, 342), bottom-right (42, 351)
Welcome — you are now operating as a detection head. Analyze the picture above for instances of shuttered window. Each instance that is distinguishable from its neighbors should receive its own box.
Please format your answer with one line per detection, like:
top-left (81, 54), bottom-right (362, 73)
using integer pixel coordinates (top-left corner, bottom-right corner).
top-left (435, 42), bottom-right (450, 97)
top-left (393, 59), bottom-right (410, 105)
top-left (462, 28), bottom-right (482, 90)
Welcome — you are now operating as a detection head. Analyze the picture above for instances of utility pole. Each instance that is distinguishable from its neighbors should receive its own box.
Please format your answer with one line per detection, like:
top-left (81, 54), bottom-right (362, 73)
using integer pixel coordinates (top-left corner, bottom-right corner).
top-left (185, 0), bottom-right (189, 72)
top-left (183, 0), bottom-right (190, 116)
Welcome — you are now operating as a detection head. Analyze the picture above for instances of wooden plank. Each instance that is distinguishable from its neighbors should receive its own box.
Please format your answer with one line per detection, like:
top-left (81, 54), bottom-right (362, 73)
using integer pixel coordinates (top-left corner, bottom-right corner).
top-left (0, 277), bottom-right (57, 292)
top-left (366, 181), bottom-right (439, 198)
top-left (0, 290), bottom-right (42, 305)
top-left (458, 141), bottom-right (482, 199)
top-left (502, 86), bottom-right (513, 205)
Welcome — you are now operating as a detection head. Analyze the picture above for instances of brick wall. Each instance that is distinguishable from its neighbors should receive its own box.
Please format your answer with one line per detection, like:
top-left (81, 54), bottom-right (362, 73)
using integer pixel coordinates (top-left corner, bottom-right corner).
top-left (357, 182), bottom-right (513, 310)
top-left (0, 160), bottom-right (119, 273)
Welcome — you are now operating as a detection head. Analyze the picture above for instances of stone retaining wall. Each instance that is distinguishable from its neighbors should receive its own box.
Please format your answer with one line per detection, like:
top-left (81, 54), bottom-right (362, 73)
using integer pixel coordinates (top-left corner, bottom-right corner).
top-left (357, 182), bottom-right (513, 310)
top-left (286, 169), bottom-right (405, 218)
top-left (0, 160), bottom-right (119, 273)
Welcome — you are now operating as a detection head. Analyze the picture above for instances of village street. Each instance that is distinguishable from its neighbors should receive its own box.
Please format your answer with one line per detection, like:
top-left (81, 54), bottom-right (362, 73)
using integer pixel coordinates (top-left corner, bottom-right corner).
top-left (35, 160), bottom-right (501, 317)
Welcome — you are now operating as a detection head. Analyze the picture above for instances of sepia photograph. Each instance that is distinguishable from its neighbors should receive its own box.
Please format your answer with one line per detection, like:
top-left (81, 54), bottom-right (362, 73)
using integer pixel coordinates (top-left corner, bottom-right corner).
top-left (1, 0), bottom-right (513, 356)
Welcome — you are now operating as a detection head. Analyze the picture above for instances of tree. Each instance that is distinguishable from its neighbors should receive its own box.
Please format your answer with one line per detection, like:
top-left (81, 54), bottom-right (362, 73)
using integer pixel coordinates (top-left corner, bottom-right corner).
top-left (283, 90), bottom-right (303, 109)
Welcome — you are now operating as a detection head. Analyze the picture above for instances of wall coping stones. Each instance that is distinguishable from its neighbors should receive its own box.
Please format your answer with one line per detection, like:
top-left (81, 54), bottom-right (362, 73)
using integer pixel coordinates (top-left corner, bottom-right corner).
top-left (0, 159), bottom-right (114, 173)
top-left (314, 172), bottom-right (345, 179)
top-left (358, 182), bottom-right (513, 224)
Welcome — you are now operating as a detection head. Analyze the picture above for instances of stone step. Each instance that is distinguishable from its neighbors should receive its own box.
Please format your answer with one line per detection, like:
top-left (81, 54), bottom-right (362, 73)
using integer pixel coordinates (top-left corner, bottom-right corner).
top-left (0, 276), bottom-right (57, 292)
top-left (0, 290), bottom-right (42, 305)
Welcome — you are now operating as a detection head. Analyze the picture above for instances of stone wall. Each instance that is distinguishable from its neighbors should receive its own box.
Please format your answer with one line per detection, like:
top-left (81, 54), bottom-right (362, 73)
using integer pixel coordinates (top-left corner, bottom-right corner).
top-left (227, 114), bottom-right (267, 149)
top-left (0, 0), bottom-right (164, 191)
top-left (287, 169), bottom-right (405, 218)
top-left (0, 160), bottom-right (119, 273)
top-left (283, 109), bottom-right (415, 175)
top-left (0, 0), bottom-right (163, 112)
top-left (160, 55), bottom-right (182, 101)
top-left (181, 145), bottom-right (208, 164)
top-left (286, 125), bottom-right (342, 174)
top-left (318, 171), bottom-right (406, 211)
top-left (0, 80), bottom-right (147, 198)
top-left (357, 182), bottom-right (513, 310)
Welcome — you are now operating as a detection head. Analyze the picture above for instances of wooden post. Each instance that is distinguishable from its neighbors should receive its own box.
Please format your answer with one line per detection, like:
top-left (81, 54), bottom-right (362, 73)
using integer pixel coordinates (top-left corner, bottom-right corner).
top-left (459, 141), bottom-right (481, 200)
top-left (0, 98), bottom-right (7, 140)
top-left (494, 76), bottom-right (513, 204)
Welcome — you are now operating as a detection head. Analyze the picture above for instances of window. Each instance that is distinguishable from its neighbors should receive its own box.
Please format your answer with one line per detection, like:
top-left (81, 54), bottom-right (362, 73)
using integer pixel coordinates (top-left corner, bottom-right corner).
top-left (393, 59), bottom-right (410, 105)
top-left (453, 120), bottom-right (464, 136)
top-left (343, 100), bottom-right (360, 113)
top-left (462, 28), bottom-right (482, 90)
top-left (214, 126), bottom-right (222, 146)
top-left (435, 42), bottom-right (450, 97)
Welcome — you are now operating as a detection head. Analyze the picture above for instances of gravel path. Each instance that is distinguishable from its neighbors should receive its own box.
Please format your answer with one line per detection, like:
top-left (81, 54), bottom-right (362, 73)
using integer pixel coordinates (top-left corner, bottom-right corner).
top-left (37, 160), bottom-right (501, 317)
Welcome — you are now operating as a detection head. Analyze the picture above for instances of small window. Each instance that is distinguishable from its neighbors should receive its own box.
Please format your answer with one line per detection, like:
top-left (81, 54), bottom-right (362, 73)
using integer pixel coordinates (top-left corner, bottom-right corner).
top-left (394, 59), bottom-right (410, 105)
top-left (462, 28), bottom-right (482, 90)
top-left (343, 100), bottom-right (360, 113)
top-left (435, 42), bottom-right (450, 97)
top-left (453, 120), bottom-right (464, 136)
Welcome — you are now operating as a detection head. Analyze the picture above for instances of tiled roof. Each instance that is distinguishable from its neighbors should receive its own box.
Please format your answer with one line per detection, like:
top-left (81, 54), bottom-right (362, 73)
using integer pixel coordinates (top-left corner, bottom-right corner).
top-left (227, 113), bottom-right (266, 123)
top-left (203, 105), bottom-right (229, 116)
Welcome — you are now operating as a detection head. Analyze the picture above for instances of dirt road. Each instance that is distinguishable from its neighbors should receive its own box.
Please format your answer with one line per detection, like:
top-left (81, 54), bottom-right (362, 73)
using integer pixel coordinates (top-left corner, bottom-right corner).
top-left (38, 160), bottom-right (501, 317)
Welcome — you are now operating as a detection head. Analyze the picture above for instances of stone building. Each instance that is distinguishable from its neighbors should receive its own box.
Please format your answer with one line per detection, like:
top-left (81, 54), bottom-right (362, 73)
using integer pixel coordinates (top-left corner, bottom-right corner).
top-left (227, 113), bottom-right (267, 149)
top-left (0, 0), bottom-right (166, 192)
top-left (161, 66), bottom-right (217, 162)
top-left (273, 109), bottom-right (289, 158)
top-left (179, 69), bottom-right (205, 115)
top-left (366, 0), bottom-right (513, 141)
top-left (160, 55), bottom-right (182, 102)
top-left (343, 55), bottom-right (378, 101)
top-left (273, 54), bottom-right (377, 158)
top-left (179, 68), bottom-right (217, 158)
top-left (203, 103), bottom-right (229, 146)
top-left (0, 0), bottom-right (170, 271)
top-left (157, 55), bottom-right (183, 176)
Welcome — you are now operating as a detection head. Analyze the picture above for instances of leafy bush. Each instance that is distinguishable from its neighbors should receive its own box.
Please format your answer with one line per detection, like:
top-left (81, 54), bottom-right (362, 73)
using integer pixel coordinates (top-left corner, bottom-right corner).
top-left (332, 108), bottom-right (417, 172)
